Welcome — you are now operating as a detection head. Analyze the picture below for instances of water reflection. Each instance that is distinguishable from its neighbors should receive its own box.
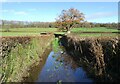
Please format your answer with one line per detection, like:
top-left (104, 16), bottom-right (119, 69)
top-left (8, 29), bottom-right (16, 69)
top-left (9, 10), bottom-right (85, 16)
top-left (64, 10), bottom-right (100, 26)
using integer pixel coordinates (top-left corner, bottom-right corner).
top-left (36, 39), bottom-right (93, 82)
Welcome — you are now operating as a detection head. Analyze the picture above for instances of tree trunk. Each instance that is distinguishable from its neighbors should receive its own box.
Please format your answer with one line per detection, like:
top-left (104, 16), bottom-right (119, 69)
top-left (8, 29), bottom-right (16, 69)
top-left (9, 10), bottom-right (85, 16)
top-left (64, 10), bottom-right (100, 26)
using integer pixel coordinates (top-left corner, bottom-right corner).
top-left (66, 27), bottom-right (71, 34)
top-left (67, 31), bottom-right (71, 34)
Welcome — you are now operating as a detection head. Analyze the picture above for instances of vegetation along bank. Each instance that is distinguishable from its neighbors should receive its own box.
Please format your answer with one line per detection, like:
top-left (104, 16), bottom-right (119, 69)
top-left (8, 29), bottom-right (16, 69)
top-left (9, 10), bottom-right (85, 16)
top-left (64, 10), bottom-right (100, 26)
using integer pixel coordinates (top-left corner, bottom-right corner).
top-left (0, 34), bottom-right (54, 83)
top-left (60, 35), bottom-right (120, 82)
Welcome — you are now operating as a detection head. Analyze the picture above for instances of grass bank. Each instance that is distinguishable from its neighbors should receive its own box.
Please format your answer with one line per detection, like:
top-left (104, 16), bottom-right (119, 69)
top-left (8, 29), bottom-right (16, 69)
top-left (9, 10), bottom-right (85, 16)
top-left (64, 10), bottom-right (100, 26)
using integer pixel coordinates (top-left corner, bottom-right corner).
top-left (0, 35), bottom-right (53, 83)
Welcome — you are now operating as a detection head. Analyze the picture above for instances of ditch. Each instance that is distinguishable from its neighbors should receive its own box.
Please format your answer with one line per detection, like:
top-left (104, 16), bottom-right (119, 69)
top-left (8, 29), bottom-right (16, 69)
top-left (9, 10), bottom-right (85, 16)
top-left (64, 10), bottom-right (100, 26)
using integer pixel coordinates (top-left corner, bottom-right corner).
top-left (1, 35), bottom-right (119, 83)
top-left (24, 35), bottom-right (120, 83)
top-left (24, 38), bottom-right (94, 83)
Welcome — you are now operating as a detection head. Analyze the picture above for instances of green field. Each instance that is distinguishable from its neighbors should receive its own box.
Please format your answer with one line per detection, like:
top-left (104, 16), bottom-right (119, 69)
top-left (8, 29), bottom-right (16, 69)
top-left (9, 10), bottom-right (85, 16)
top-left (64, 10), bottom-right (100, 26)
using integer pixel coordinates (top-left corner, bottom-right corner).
top-left (0, 28), bottom-right (57, 32)
top-left (72, 33), bottom-right (119, 37)
top-left (71, 27), bottom-right (118, 33)
top-left (0, 27), bottom-right (119, 37)
top-left (1, 32), bottom-right (40, 36)
top-left (0, 28), bottom-right (58, 36)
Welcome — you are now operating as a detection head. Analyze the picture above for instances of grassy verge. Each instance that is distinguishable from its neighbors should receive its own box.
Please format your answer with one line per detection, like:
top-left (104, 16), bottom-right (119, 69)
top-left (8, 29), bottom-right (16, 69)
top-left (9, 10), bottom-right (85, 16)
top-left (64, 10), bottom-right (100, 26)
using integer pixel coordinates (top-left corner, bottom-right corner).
top-left (0, 35), bottom-right (53, 83)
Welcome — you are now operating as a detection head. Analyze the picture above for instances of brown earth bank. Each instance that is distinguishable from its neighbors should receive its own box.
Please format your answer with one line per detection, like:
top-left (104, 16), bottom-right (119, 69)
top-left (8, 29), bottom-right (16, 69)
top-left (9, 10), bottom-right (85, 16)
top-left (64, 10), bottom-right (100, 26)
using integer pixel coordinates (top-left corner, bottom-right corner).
top-left (60, 35), bottom-right (120, 82)
top-left (0, 34), bottom-right (54, 83)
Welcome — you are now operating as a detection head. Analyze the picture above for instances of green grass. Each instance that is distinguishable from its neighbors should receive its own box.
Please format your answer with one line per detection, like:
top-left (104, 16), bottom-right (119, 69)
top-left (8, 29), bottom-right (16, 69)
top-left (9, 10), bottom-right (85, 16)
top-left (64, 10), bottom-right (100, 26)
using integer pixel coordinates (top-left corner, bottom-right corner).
top-left (1, 32), bottom-right (40, 36)
top-left (1, 32), bottom-right (65, 37)
top-left (78, 33), bottom-right (118, 37)
top-left (0, 28), bottom-right (57, 32)
top-left (71, 27), bottom-right (119, 37)
top-left (1, 36), bottom-right (53, 82)
top-left (0, 27), bottom-right (119, 37)
top-left (0, 28), bottom-right (58, 36)
top-left (71, 27), bottom-right (118, 33)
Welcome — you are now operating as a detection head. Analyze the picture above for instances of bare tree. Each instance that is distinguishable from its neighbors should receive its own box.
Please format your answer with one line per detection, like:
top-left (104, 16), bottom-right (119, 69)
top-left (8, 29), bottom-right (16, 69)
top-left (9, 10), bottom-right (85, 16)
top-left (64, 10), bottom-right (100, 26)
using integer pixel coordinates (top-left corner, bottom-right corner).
top-left (55, 8), bottom-right (85, 33)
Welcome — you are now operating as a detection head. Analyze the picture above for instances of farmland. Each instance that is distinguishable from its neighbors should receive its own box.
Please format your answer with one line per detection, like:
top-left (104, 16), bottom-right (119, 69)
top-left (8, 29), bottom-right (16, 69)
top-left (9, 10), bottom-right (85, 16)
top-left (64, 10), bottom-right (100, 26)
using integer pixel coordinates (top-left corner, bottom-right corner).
top-left (0, 27), bottom-right (119, 37)
top-left (1, 2), bottom-right (119, 83)
top-left (71, 27), bottom-right (118, 33)
top-left (0, 28), bottom-right (57, 32)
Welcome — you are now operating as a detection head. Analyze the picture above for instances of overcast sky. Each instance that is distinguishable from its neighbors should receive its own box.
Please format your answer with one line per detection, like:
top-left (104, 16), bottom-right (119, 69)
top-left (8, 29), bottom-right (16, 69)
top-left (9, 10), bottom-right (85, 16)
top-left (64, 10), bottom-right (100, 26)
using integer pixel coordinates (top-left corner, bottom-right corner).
top-left (1, 2), bottom-right (118, 23)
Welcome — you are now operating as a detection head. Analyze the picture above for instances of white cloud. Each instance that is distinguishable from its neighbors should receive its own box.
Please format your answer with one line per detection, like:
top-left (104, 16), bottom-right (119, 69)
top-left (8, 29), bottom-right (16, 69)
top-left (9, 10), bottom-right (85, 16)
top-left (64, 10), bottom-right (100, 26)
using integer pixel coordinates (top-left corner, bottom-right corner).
top-left (0, 0), bottom-right (7, 2)
top-left (0, 9), bottom-right (13, 14)
top-left (1, 9), bottom-right (28, 15)
top-left (14, 11), bottom-right (27, 15)
top-left (86, 11), bottom-right (118, 20)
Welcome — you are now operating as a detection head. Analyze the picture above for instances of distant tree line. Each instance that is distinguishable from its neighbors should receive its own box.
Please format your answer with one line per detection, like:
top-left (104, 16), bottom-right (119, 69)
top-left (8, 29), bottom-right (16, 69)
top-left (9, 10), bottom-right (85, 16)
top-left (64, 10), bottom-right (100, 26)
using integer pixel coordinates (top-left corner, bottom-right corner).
top-left (75, 21), bottom-right (118, 29)
top-left (0, 20), bottom-right (55, 28)
top-left (0, 20), bottom-right (119, 29)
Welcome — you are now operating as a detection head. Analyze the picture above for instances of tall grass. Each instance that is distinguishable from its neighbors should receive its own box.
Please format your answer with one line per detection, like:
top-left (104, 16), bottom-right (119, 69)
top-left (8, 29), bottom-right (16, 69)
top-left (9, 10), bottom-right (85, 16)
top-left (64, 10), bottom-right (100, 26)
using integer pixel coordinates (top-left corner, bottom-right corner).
top-left (1, 35), bottom-right (53, 83)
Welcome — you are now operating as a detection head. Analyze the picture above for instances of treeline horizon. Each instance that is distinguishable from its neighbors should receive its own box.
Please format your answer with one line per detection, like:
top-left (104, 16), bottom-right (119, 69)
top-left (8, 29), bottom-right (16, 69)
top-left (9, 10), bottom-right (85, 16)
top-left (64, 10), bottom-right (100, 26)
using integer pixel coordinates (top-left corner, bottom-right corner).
top-left (0, 20), bottom-right (119, 29)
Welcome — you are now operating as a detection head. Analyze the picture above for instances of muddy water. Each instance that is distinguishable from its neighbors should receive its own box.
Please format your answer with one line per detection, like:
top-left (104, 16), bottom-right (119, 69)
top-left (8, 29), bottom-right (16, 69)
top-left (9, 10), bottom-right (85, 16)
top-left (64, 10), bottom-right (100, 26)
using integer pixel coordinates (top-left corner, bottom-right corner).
top-left (35, 38), bottom-right (93, 82)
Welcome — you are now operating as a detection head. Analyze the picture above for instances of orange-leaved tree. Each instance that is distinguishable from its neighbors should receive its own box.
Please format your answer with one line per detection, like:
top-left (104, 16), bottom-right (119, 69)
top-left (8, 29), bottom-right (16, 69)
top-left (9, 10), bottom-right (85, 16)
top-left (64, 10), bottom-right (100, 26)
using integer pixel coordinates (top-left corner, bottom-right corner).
top-left (55, 8), bottom-right (85, 33)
